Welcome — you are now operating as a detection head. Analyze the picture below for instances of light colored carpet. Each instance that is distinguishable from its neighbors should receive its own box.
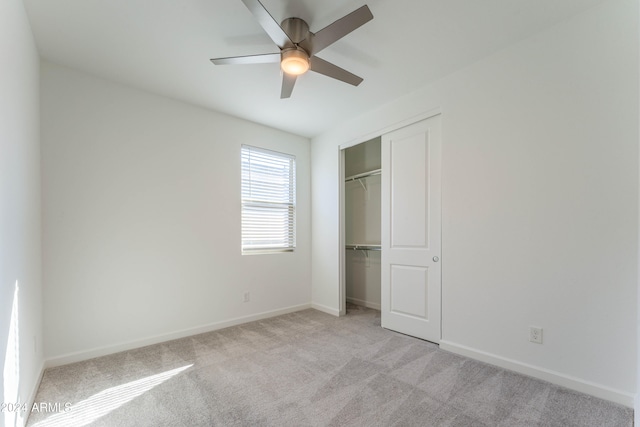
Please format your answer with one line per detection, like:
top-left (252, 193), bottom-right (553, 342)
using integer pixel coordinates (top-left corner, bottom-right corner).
top-left (27, 305), bottom-right (632, 426)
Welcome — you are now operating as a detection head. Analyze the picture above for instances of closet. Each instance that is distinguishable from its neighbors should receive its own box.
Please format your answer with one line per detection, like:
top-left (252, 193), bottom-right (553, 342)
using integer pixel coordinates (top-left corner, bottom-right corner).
top-left (341, 115), bottom-right (441, 342)
top-left (344, 137), bottom-right (381, 310)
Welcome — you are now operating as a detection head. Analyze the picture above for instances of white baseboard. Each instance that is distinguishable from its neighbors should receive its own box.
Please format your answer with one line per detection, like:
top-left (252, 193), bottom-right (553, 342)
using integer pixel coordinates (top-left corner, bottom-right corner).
top-left (45, 304), bottom-right (311, 368)
top-left (311, 302), bottom-right (340, 317)
top-left (440, 340), bottom-right (634, 408)
top-left (346, 297), bottom-right (381, 311)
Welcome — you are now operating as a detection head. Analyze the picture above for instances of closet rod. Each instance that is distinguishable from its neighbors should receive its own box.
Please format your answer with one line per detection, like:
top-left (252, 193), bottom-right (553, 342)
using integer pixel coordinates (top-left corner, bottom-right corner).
top-left (345, 244), bottom-right (381, 251)
top-left (345, 169), bottom-right (381, 182)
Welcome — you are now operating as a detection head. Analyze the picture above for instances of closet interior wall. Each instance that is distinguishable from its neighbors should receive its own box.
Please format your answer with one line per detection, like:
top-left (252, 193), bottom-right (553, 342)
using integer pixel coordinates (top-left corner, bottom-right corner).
top-left (344, 137), bottom-right (382, 310)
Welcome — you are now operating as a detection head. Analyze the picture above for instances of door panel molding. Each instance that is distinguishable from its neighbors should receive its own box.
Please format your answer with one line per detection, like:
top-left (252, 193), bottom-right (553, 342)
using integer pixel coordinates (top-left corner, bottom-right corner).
top-left (390, 264), bottom-right (429, 319)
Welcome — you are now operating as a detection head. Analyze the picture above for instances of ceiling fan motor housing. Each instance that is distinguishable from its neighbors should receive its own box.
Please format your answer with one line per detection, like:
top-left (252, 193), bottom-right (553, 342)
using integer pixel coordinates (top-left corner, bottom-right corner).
top-left (280, 17), bottom-right (310, 45)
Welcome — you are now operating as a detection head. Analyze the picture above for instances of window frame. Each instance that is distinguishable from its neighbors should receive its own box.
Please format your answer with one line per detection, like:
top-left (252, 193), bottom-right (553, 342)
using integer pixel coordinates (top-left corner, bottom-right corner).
top-left (240, 145), bottom-right (296, 254)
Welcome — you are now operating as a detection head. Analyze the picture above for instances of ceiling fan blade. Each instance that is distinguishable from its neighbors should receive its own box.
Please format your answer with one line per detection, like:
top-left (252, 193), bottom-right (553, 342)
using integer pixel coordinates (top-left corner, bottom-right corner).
top-left (309, 5), bottom-right (373, 55)
top-left (310, 56), bottom-right (363, 86)
top-left (241, 0), bottom-right (294, 49)
top-left (210, 53), bottom-right (280, 65)
top-left (280, 73), bottom-right (297, 98)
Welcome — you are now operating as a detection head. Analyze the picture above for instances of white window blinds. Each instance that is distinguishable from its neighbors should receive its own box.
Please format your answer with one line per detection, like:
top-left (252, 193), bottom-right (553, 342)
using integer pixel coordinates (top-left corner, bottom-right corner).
top-left (241, 145), bottom-right (296, 253)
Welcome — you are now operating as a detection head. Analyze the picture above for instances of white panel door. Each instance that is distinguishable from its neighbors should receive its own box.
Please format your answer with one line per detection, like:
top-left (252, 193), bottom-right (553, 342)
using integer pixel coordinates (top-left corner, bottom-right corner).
top-left (381, 115), bottom-right (441, 342)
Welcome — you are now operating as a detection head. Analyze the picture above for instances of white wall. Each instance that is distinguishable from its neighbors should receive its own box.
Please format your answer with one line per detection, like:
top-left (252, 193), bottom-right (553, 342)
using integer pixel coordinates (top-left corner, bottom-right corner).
top-left (41, 62), bottom-right (311, 363)
top-left (636, 0), bottom-right (640, 421)
top-left (345, 250), bottom-right (381, 309)
top-left (312, 0), bottom-right (638, 406)
top-left (0, 0), bottom-right (43, 425)
top-left (345, 177), bottom-right (381, 246)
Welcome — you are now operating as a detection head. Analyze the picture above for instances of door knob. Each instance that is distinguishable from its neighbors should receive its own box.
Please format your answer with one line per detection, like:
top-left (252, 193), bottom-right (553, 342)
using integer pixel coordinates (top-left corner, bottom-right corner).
top-left (432, 256), bottom-right (439, 262)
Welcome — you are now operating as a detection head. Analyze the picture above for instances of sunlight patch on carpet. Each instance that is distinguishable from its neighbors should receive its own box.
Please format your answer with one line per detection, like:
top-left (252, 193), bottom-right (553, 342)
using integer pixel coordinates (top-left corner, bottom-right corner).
top-left (31, 364), bottom-right (192, 427)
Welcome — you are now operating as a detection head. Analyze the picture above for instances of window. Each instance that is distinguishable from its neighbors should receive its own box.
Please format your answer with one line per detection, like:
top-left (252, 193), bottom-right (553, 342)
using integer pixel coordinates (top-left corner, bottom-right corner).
top-left (241, 145), bottom-right (296, 253)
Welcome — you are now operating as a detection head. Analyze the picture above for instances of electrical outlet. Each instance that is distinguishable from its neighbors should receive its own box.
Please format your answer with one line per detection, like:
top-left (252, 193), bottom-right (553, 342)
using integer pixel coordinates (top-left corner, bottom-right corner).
top-left (529, 327), bottom-right (543, 344)
top-left (243, 292), bottom-right (250, 303)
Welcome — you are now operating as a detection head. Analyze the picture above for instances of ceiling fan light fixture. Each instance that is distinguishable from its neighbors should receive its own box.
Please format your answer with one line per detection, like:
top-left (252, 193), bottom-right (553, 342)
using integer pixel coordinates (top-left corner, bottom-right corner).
top-left (281, 48), bottom-right (310, 76)
top-left (209, 2), bottom-right (373, 98)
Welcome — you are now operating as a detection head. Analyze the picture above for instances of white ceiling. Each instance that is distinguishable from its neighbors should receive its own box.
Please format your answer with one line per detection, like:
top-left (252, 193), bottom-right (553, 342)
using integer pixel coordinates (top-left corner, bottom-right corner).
top-left (24, 0), bottom-right (605, 138)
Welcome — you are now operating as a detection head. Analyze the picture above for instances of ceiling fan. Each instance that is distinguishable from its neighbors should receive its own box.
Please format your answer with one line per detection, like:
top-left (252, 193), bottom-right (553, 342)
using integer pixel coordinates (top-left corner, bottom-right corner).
top-left (210, 0), bottom-right (373, 98)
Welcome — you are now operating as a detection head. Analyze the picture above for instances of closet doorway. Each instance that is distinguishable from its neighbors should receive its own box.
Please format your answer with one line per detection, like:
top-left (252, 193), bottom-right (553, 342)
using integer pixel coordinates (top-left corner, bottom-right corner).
top-left (342, 137), bottom-right (382, 312)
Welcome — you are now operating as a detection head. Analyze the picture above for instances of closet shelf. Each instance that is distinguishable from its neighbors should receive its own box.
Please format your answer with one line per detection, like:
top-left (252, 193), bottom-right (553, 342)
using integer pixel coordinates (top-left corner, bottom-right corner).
top-left (346, 244), bottom-right (381, 251)
top-left (345, 169), bottom-right (381, 182)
